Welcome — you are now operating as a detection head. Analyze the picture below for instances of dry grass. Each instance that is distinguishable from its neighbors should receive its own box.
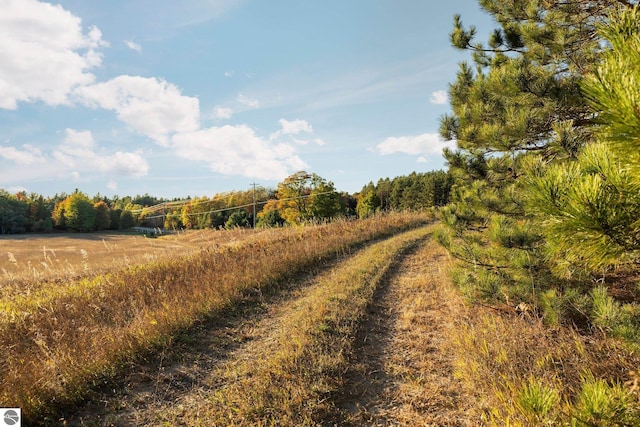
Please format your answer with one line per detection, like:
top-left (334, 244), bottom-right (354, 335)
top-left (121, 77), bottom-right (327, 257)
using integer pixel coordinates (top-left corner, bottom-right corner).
top-left (146, 225), bottom-right (433, 426)
top-left (334, 237), bottom-right (478, 426)
top-left (0, 228), bottom-right (261, 296)
top-left (448, 304), bottom-right (640, 425)
top-left (0, 212), bottom-right (431, 424)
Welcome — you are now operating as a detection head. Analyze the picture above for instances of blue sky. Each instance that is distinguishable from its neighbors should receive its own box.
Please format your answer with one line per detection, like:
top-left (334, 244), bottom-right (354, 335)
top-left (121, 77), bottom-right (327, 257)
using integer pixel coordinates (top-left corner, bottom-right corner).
top-left (0, 0), bottom-right (494, 198)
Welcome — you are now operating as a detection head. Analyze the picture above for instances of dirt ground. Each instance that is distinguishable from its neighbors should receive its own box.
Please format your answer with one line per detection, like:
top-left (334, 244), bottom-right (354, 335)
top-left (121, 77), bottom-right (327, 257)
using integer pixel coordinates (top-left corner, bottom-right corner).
top-left (58, 237), bottom-right (478, 426)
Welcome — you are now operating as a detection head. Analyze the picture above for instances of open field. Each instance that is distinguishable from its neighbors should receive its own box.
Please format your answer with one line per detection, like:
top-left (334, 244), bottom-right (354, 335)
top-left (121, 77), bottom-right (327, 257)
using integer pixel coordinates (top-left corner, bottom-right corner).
top-left (2, 211), bottom-right (639, 425)
top-left (0, 212), bottom-right (433, 424)
top-left (0, 228), bottom-right (262, 292)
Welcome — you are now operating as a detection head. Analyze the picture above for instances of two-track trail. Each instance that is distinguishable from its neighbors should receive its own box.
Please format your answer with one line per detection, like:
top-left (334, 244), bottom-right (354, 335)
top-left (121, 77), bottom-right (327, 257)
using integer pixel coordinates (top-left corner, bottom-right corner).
top-left (61, 226), bottom-right (476, 426)
top-left (331, 235), bottom-right (475, 426)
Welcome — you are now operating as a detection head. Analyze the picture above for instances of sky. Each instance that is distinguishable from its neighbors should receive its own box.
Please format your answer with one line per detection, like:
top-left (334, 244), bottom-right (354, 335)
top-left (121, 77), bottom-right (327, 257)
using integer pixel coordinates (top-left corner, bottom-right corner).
top-left (0, 0), bottom-right (495, 199)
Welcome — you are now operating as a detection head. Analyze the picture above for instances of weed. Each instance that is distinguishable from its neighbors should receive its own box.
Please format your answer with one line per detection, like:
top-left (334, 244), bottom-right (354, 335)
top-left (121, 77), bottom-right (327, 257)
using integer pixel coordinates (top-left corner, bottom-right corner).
top-left (516, 377), bottom-right (560, 424)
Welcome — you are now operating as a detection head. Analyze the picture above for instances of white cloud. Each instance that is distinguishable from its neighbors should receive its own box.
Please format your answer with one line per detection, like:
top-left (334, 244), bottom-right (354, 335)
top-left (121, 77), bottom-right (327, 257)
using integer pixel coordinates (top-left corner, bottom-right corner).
top-left (314, 138), bottom-right (326, 146)
top-left (125, 40), bottom-right (142, 53)
top-left (430, 90), bottom-right (448, 105)
top-left (172, 124), bottom-right (307, 180)
top-left (212, 106), bottom-right (233, 120)
top-left (279, 118), bottom-right (313, 135)
top-left (107, 179), bottom-right (118, 191)
top-left (75, 75), bottom-right (200, 145)
top-left (0, 0), bottom-right (107, 110)
top-left (54, 128), bottom-right (149, 178)
top-left (103, 151), bottom-right (149, 176)
top-left (56, 128), bottom-right (96, 160)
top-left (374, 133), bottom-right (455, 157)
top-left (237, 92), bottom-right (259, 108)
top-left (224, 71), bottom-right (234, 78)
top-left (0, 144), bottom-right (46, 164)
top-left (270, 118), bottom-right (314, 141)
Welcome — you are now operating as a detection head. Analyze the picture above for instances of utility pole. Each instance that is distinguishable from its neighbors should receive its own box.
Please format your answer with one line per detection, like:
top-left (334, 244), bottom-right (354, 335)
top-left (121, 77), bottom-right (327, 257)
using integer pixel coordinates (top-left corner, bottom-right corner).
top-left (251, 182), bottom-right (258, 229)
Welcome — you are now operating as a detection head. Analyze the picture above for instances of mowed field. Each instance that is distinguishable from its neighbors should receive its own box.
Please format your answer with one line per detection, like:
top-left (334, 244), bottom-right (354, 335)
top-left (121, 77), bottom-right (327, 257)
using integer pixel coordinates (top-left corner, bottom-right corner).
top-left (0, 228), bottom-right (257, 290)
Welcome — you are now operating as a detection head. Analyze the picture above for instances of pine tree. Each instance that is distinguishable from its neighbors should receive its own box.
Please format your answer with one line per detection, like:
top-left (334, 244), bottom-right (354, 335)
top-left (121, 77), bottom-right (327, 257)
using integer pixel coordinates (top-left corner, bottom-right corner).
top-left (524, 5), bottom-right (640, 275)
top-left (437, 1), bottom-right (635, 307)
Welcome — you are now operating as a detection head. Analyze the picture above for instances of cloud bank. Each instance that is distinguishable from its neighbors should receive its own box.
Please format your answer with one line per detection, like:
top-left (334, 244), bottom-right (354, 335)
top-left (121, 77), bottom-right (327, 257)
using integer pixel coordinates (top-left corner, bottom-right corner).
top-left (56, 129), bottom-right (150, 178)
top-left (0, 0), bottom-right (314, 188)
top-left (173, 125), bottom-right (307, 180)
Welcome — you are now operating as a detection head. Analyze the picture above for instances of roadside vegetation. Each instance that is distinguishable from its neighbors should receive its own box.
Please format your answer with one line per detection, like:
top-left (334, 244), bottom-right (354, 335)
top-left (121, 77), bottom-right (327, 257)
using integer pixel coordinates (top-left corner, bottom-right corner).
top-left (0, 211), bottom-right (430, 424)
top-left (436, 2), bottom-right (640, 425)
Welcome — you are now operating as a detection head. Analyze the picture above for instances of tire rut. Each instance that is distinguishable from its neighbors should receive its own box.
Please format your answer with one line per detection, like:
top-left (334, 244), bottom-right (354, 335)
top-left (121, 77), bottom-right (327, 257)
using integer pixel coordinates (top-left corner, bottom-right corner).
top-left (59, 247), bottom-right (359, 426)
top-left (59, 230), bottom-right (476, 426)
top-left (329, 240), bottom-right (476, 426)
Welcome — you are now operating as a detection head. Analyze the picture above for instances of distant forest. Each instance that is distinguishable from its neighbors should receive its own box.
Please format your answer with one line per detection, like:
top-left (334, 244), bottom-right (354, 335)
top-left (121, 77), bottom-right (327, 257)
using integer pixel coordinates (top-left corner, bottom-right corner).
top-left (0, 170), bottom-right (451, 234)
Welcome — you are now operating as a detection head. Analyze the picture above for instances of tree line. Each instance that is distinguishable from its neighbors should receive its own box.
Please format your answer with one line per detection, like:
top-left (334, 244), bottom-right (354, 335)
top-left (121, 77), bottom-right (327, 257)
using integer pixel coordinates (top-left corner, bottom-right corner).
top-left (0, 170), bottom-right (451, 234)
top-left (355, 170), bottom-right (453, 219)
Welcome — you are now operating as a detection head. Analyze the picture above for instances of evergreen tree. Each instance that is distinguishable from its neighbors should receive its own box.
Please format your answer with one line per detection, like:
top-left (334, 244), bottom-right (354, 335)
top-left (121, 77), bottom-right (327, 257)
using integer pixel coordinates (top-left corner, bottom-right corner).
top-left (225, 210), bottom-right (250, 228)
top-left (257, 208), bottom-right (285, 228)
top-left (109, 208), bottom-right (122, 230)
top-left (119, 210), bottom-right (135, 230)
top-left (93, 201), bottom-right (111, 231)
top-left (437, 0), bottom-right (635, 309)
top-left (524, 5), bottom-right (640, 276)
top-left (0, 191), bottom-right (29, 234)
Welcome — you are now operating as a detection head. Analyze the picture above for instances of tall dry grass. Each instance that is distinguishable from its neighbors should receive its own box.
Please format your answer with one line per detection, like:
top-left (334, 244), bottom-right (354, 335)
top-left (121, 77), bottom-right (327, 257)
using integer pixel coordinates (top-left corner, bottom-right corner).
top-left (0, 227), bottom-right (264, 296)
top-left (0, 212), bottom-right (430, 423)
top-left (448, 308), bottom-right (640, 425)
top-left (156, 225), bottom-right (433, 426)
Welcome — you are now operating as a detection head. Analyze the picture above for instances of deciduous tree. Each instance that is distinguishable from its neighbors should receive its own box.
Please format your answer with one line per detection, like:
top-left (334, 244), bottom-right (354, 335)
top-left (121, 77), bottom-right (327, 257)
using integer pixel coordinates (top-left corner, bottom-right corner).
top-left (63, 192), bottom-right (96, 232)
top-left (276, 171), bottom-right (344, 224)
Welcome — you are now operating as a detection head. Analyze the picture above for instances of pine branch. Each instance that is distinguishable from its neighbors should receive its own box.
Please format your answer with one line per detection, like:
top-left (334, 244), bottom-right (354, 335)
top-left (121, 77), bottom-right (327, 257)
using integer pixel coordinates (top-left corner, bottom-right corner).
top-left (462, 42), bottom-right (525, 55)
top-left (450, 249), bottom-right (511, 270)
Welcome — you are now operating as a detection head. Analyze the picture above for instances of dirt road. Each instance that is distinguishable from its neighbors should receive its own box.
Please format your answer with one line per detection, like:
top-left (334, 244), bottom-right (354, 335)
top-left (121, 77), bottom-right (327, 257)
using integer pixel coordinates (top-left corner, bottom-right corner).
top-left (61, 233), bottom-right (476, 426)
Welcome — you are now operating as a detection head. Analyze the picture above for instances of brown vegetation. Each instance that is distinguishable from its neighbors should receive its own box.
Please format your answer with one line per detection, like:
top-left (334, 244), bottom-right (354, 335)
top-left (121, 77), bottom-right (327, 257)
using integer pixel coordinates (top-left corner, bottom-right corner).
top-left (333, 234), bottom-right (476, 425)
top-left (448, 307), bottom-right (640, 425)
top-left (0, 228), bottom-right (260, 292)
top-left (0, 212), bottom-right (430, 424)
